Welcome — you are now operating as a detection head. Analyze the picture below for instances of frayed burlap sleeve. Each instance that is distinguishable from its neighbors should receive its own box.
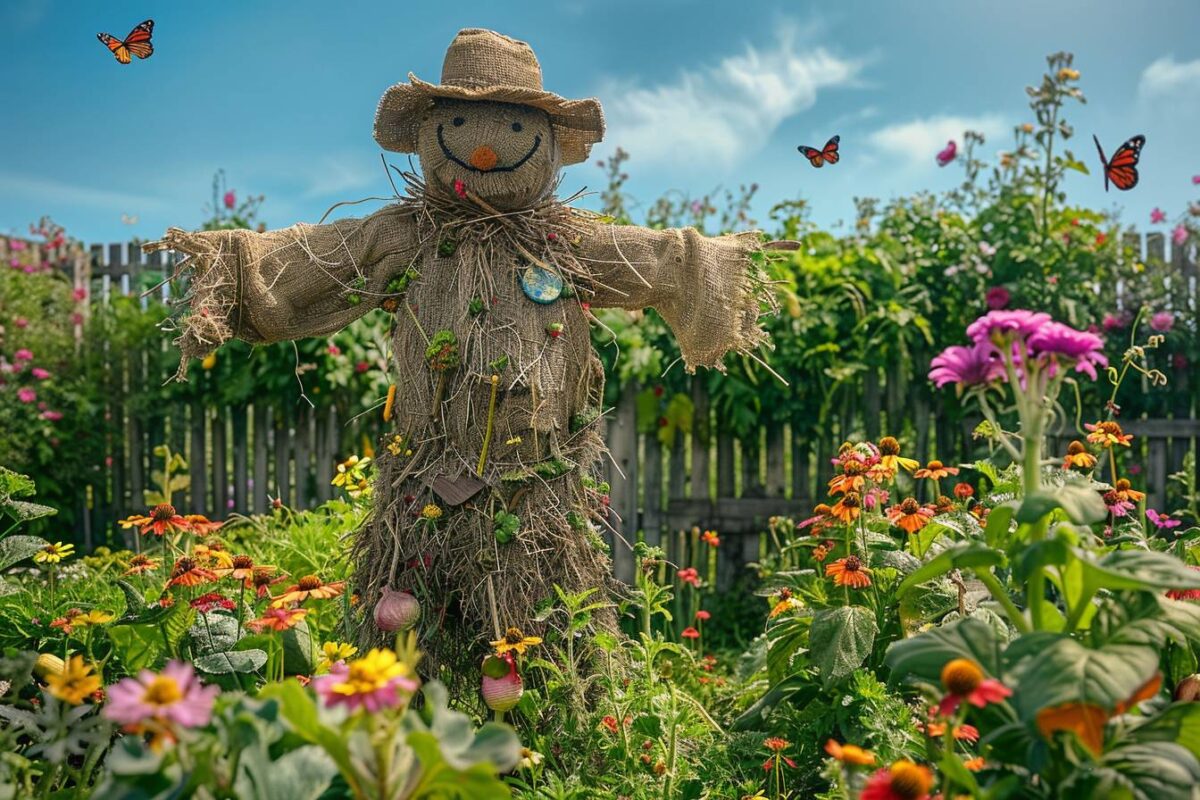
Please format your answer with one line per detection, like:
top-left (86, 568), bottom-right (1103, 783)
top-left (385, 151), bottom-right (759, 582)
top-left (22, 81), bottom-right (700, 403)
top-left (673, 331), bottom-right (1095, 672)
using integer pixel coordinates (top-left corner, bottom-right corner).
top-left (579, 223), bottom-right (775, 371)
top-left (145, 206), bottom-right (419, 378)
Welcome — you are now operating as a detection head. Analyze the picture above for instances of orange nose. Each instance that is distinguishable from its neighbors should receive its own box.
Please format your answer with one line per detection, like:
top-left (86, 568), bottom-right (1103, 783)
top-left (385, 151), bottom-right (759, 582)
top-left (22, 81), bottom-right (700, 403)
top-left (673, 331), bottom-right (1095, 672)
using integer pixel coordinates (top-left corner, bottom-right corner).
top-left (469, 146), bottom-right (498, 171)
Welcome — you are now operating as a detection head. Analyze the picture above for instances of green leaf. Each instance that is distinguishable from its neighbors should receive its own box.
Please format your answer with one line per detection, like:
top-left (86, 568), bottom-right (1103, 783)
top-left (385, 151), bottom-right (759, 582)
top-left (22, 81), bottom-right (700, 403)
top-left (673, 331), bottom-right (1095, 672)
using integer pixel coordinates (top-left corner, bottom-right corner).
top-left (115, 580), bottom-right (147, 616)
top-left (1081, 550), bottom-right (1200, 593)
top-left (1062, 742), bottom-right (1200, 800)
top-left (1016, 485), bottom-right (1106, 525)
top-left (732, 675), bottom-right (818, 731)
top-left (282, 618), bottom-right (316, 675)
top-left (1123, 702), bottom-right (1200, 760)
top-left (259, 681), bottom-right (356, 781)
top-left (808, 605), bottom-right (878, 687)
top-left (0, 535), bottom-right (48, 571)
top-left (885, 617), bottom-right (1006, 682)
top-left (195, 649), bottom-right (268, 674)
top-left (3, 500), bottom-right (56, 523)
top-left (1011, 637), bottom-right (1159, 720)
top-left (766, 614), bottom-right (811, 685)
top-left (189, 612), bottom-right (241, 655)
top-left (896, 542), bottom-right (1004, 597)
top-left (107, 623), bottom-right (164, 672)
top-left (984, 503), bottom-right (1015, 548)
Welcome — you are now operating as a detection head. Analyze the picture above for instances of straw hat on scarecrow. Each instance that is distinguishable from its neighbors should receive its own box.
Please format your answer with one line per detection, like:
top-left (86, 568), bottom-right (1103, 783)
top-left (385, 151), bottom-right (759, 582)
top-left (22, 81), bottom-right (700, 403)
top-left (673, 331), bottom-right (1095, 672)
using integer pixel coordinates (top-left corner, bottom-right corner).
top-left (146, 28), bottom-right (780, 691)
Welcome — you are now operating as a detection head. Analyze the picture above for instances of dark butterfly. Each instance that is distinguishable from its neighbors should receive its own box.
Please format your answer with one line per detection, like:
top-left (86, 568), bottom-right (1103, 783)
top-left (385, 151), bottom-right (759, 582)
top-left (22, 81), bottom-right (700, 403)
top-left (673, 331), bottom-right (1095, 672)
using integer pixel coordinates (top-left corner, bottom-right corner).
top-left (97, 19), bottom-right (154, 65)
top-left (1092, 134), bottom-right (1144, 192)
top-left (798, 136), bottom-right (840, 168)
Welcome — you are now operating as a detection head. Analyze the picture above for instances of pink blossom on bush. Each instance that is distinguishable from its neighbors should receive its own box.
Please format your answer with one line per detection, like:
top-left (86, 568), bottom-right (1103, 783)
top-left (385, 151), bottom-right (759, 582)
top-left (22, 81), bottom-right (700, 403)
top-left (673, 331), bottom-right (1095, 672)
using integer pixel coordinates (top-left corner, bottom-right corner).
top-left (41, 410), bottom-right (62, 421)
top-left (71, 312), bottom-right (84, 325)
top-left (224, 190), bottom-right (236, 209)
top-left (14, 349), bottom-right (33, 361)
top-left (355, 361), bottom-right (369, 373)
top-left (929, 342), bottom-right (1004, 388)
top-left (31, 367), bottom-right (50, 380)
top-left (9, 240), bottom-right (25, 251)
top-left (1102, 312), bottom-right (1129, 332)
top-left (985, 286), bottom-right (1010, 309)
top-left (72, 287), bottom-right (87, 302)
top-left (1150, 311), bottom-right (1174, 332)
top-left (17, 387), bottom-right (36, 404)
top-left (327, 344), bottom-right (341, 356)
top-left (1173, 224), bottom-right (1189, 246)
top-left (14, 317), bottom-right (28, 329)
top-left (1150, 208), bottom-right (1166, 224)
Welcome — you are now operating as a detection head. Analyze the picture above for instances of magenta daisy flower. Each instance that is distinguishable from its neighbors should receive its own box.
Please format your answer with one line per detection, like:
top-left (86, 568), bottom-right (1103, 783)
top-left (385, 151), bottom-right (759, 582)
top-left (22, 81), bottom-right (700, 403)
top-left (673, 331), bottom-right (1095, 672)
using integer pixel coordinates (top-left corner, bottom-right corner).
top-left (1026, 322), bottom-right (1108, 380)
top-left (929, 342), bottom-right (1004, 388)
top-left (1147, 509), bottom-right (1182, 529)
top-left (313, 648), bottom-right (419, 713)
top-left (103, 661), bottom-right (218, 729)
top-left (965, 309), bottom-right (1051, 346)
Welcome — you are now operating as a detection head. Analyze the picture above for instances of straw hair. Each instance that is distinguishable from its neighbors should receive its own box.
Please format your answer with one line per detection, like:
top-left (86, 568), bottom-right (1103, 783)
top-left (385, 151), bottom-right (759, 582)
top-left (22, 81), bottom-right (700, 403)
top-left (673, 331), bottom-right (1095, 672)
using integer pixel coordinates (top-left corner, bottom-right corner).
top-left (374, 28), bottom-right (604, 165)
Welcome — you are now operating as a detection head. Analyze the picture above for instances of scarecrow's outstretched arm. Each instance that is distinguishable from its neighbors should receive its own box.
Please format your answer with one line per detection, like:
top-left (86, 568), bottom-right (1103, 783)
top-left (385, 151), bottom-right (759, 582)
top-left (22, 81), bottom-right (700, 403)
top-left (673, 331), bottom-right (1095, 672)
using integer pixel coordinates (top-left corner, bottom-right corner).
top-left (579, 224), bottom-right (777, 372)
top-left (144, 206), bottom-right (419, 378)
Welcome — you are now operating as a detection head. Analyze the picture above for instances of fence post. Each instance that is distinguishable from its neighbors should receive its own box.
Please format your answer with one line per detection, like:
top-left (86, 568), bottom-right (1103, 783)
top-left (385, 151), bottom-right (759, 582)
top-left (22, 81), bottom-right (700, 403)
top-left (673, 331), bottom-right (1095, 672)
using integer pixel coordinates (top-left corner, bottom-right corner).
top-left (607, 383), bottom-right (639, 583)
top-left (690, 380), bottom-right (710, 501)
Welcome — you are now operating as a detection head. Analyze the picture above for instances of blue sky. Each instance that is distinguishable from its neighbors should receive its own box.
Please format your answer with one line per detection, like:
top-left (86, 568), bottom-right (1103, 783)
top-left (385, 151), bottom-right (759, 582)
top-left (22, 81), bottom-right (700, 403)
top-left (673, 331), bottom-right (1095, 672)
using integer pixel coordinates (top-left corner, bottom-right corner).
top-left (2, 0), bottom-right (1198, 246)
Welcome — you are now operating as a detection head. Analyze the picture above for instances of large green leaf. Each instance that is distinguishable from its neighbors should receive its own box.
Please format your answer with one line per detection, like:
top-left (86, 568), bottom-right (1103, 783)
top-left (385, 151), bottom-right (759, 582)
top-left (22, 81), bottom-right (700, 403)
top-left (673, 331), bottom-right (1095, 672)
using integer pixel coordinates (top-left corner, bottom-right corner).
top-left (731, 676), bottom-right (818, 731)
top-left (1081, 550), bottom-right (1200, 593)
top-left (234, 744), bottom-right (335, 800)
top-left (107, 623), bottom-right (165, 672)
top-left (765, 614), bottom-right (810, 685)
top-left (896, 542), bottom-right (1004, 597)
top-left (1061, 742), bottom-right (1200, 800)
top-left (885, 617), bottom-right (1006, 683)
top-left (195, 649), bottom-right (268, 675)
top-left (1011, 637), bottom-right (1160, 720)
top-left (259, 680), bottom-right (356, 781)
top-left (1089, 592), bottom-right (1200, 651)
top-left (1122, 703), bottom-right (1200, 760)
top-left (0, 535), bottom-right (48, 571)
top-left (1016, 484), bottom-right (1107, 525)
top-left (282, 618), bottom-right (316, 675)
top-left (808, 605), bottom-right (878, 687)
top-left (190, 612), bottom-right (241, 655)
top-left (2, 500), bottom-right (56, 523)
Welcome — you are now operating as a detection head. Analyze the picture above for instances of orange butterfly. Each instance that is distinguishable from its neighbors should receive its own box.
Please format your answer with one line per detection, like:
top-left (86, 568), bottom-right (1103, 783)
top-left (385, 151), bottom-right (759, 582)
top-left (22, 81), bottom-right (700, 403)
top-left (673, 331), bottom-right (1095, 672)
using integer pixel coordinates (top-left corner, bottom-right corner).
top-left (1092, 134), bottom-right (1144, 192)
top-left (798, 136), bottom-right (840, 168)
top-left (97, 19), bottom-right (154, 65)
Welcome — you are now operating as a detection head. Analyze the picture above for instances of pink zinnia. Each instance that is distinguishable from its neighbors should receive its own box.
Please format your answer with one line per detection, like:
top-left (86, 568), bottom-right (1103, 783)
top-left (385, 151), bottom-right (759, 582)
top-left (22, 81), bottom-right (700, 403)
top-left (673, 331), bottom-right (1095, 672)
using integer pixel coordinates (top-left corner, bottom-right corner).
top-left (104, 661), bottom-right (218, 729)
top-left (1102, 312), bottom-right (1129, 332)
top-left (41, 410), bottom-right (63, 421)
top-left (929, 342), bottom-right (1003, 388)
top-left (1150, 311), bottom-right (1174, 333)
top-left (1173, 224), bottom-right (1189, 246)
top-left (31, 367), bottom-right (50, 380)
top-left (1151, 208), bottom-right (1167, 224)
top-left (72, 287), bottom-right (87, 302)
top-left (966, 309), bottom-right (1051, 346)
top-left (327, 344), bottom-right (341, 356)
top-left (14, 317), bottom-right (27, 328)
top-left (223, 190), bottom-right (236, 209)
top-left (1147, 509), bottom-right (1182, 530)
top-left (677, 567), bottom-right (701, 587)
top-left (314, 648), bottom-right (419, 713)
top-left (17, 387), bottom-right (36, 404)
top-left (1026, 321), bottom-right (1108, 380)
top-left (14, 348), bottom-right (33, 361)
top-left (985, 286), bottom-right (1010, 310)
top-left (1104, 491), bottom-right (1135, 517)
top-left (935, 140), bottom-right (957, 167)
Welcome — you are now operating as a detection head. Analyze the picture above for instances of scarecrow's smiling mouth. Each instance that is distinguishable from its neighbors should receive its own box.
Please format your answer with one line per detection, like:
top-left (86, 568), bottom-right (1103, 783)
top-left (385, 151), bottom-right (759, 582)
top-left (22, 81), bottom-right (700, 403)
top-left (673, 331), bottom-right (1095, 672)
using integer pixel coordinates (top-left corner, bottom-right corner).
top-left (437, 124), bottom-right (542, 173)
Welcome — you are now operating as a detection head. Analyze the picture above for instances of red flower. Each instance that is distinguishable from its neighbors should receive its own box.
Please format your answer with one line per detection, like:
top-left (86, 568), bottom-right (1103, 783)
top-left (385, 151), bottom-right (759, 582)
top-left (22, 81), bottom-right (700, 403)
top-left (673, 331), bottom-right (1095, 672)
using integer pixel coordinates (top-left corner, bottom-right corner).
top-left (861, 760), bottom-right (934, 800)
top-left (937, 658), bottom-right (1012, 716)
top-left (453, 179), bottom-right (467, 199)
top-left (681, 626), bottom-right (700, 640)
top-left (695, 610), bottom-right (711, 621)
top-left (677, 567), bottom-right (701, 588)
top-left (190, 592), bottom-right (235, 613)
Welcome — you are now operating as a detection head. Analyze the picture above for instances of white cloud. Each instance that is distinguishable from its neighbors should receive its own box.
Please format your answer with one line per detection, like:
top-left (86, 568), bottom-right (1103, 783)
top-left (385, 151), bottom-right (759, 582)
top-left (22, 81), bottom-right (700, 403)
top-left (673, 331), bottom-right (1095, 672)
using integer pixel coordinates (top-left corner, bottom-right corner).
top-left (599, 29), bottom-right (863, 167)
top-left (867, 114), bottom-right (1006, 168)
top-left (0, 172), bottom-right (167, 212)
top-left (300, 153), bottom-right (381, 199)
top-left (1138, 56), bottom-right (1200, 99)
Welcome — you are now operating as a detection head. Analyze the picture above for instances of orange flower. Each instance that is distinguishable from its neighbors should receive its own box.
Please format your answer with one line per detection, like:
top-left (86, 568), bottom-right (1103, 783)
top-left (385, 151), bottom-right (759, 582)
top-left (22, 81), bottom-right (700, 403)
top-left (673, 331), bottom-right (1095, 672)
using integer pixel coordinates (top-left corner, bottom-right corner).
top-left (964, 756), bottom-right (985, 771)
top-left (769, 588), bottom-right (804, 618)
top-left (764, 736), bottom-right (790, 752)
top-left (826, 556), bottom-right (871, 589)
top-left (218, 554), bottom-right (257, 581)
top-left (1113, 478), bottom-right (1145, 504)
top-left (1036, 702), bottom-right (1107, 755)
top-left (246, 566), bottom-right (284, 598)
top-left (700, 530), bottom-right (720, 547)
top-left (1115, 672), bottom-right (1161, 713)
top-left (192, 543), bottom-right (233, 570)
top-left (861, 760), bottom-right (933, 800)
top-left (925, 722), bottom-right (979, 743)
top-left (1062, 440), bottom-right (1097, 470)
top-left (886, 498), bottom-right (935, 534)
top-left (184, 515), bottom-right (224, 535)
top-left (830, 492), bottom-right (862, 524)
top-left (913, 460), bottom-right (959, 480)
top-left (938, 658), bottom-right (1011, 715)
top-left (825, 739), bottom-right (875, 765)
top-left (878, 436), bottom-right (919, 473)
top-left (828, 460), bottom-right (868, 495)
top-left (120, 503), bottom-right (191, 537)
top-left (123, 554), bottom-right (160, 575)
top-left (271, 575), bottom-right (345, 607)
top-left (247, 607), bottom-right (308, 632)
top-left (166, 557), bottom-right (217, 588)
top-left (1085, 420), bottom-right (1133, 448)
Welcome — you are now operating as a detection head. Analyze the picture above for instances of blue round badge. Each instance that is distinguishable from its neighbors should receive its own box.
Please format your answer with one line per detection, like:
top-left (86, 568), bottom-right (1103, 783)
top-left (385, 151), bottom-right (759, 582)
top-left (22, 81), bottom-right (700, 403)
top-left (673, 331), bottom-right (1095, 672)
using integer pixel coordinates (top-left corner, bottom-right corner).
top-left (519, 265), bottom-right (563, 304)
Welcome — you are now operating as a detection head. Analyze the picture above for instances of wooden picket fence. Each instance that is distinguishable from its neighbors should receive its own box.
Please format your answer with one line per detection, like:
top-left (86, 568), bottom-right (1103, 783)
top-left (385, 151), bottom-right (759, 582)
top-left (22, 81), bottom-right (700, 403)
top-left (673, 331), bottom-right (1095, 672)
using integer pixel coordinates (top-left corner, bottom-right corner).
top-left (23, 231), bottom-right (1200, 585)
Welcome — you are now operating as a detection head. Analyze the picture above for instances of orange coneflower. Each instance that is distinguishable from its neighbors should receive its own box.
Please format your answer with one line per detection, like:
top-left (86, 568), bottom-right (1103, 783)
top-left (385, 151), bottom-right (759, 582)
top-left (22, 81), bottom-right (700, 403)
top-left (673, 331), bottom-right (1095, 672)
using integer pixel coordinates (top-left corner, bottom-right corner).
top-left (811, 541), bottom-right (832, 562)
top-left (184, 515), bottom-right (224, 535)
top-left (914, 460), bottom-right (959, 481)
top-left (769, 588), bottom-right (804, 618)
top-left (924, 721), bottom-right (979, 743)
top-left (830, 492), bottom-right (863, 524)
top-left (700, 529), bottom-right (720, 547)
top-left (933, 495), bottom-right (955, 515)
top-left (824, 739), bottom-right (876, 766)
top-left (192, 543), bottom-right (234, 570)
top-left (166, 557), bottom-right (217, 588)
top-left (877, 436), bottom-right (920, 474)
top-left (1113, 478), bottom-right (1145, 504)
top-left (1085, 420), bottom-right (1133, 448)
top-left (247, 607), bottom-right (308, 632)
top-left (886, 498), bottom-right (935, 534)
top-left (828, 460), bottom-right (869, 495)
top-left (247, 567), bottom-right (286, 599)
top-left (121, 503), bottom-right (191, 537)
top-left (271, 575), bottom-right (346, 607)
top-left (123, 554), bottom-right (160, 576)
top-left (1062, 440), bottom-right (1097, 470)
top-left (219, 554), bottom-right (256, 581)
top-left (826, 556), bottom-right (872, 589)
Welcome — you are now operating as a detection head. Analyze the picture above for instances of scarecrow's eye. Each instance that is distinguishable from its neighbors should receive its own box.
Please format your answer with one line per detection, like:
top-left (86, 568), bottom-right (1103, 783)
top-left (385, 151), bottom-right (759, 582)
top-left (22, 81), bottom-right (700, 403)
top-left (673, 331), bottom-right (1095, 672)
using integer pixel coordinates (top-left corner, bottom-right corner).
top-left (452, 117), bottom-right (465, 127)
top-left (511, 122), bottom-right (523, 133)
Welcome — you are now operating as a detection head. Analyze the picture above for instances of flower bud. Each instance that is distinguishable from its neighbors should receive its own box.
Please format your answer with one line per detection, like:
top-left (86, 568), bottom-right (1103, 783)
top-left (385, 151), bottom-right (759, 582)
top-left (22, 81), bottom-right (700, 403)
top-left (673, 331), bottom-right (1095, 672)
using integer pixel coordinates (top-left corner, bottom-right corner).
top-left (1175, 675), bottom-right (1200, 703)
top-left (373, 587), bottom-right (420, 632)
top-left (481, 653), bottom-right (523, 713)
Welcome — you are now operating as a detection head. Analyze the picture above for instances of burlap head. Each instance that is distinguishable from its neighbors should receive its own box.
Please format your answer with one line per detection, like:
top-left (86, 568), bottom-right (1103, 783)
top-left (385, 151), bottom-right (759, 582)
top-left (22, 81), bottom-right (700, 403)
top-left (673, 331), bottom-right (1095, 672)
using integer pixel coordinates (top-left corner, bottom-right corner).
top-left (374, 28), bottom-right (604, 166)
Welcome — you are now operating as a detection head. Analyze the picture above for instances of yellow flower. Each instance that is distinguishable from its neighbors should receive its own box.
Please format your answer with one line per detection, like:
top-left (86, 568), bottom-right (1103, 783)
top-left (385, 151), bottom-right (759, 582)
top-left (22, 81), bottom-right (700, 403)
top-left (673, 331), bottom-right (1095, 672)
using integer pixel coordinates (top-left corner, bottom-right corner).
top-left (321, 648), bottom-right (417, 707)
top-left (72, 610), bottom-right (115, 628)
top-left (386, 435), bottom-right (406, 456)
top-left (491, 626), bottom-right (542, 656)
top-left (317, 641), bottom-right (359, 673)
top-left (201, 353), bottom-right (217, 370)
top-left (45, 655), bottom-right (101, 705)
top-left (192, 543), bottom-right (234, 569)
top-left (518, 747), bottom-right (544, 769)
top-left (34, 542), bottom-right (75, 564)
top-left (421, 504), bottom-right (443, 521)
top-left (1058, 67), bottom-right (1080, 81)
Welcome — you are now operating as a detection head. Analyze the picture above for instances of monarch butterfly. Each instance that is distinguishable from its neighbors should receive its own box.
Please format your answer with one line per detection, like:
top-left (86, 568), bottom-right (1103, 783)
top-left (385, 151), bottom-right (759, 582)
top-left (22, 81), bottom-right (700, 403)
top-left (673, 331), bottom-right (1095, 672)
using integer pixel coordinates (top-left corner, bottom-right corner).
top-left (97, 19), bottom-right (154, 65)
top-left (798, 136), bottom-right (840, 168)
top-left (1092, 134), bottom-right (1144, 192)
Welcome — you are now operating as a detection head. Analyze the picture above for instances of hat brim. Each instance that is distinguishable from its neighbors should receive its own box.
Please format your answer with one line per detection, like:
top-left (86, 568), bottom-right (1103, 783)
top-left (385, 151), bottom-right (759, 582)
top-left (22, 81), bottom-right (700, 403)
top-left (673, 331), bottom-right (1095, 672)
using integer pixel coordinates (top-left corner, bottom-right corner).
top-left (373, 74), bottom-right (605, 166)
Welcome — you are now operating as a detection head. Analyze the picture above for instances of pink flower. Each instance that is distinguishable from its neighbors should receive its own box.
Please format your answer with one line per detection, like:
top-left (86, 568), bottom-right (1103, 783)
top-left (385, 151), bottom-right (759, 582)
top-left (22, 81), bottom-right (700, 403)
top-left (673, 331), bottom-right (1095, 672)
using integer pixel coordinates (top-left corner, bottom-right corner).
top-left (453, 179), bottom-right (468, 199)
top-left (71, 312), bottom-right (84, 326)
top-left (936, 140), bottom-right (957, 167)
top-left (985, 286), bottom-right (1010, 310)
top-left (1193, 176), bottom-right (1200, 185)
top-left (104, 661), bottom-right (218, 729)
top-left (327, 344), bottom-right (341, 356)
top-left (1173, 224), bottom-right (1189, 246)
top-left (314, 648), bottom-right (419, 713)
top-left (677, 567), bottom-right (701, 588)
top-left (223, 191), bottom-right (236, 210)
top-left (41, 411), bottom-right (63, 422)
top-left (31, 368), bottom-right (50, 380)
top-left (1102, 312), bottom-right (1130, 332)
top-left (929, 342), bottom-right (1004, 388)
top-left (17, 388), bottom-right (36, 404)
top-left (1147, 509), bottom-right (1182, 530)
top-left (1104, 491), bottom-right (1135, 517)
top-left (681, 626), bottom-right (700, 639)
top-left (14, 349), bottom-right (33, 362)
top-left (695, 610), bottom-right (711, 621)
top-left (72, 287), bottom-right (87, 302)
top-left (1151, 208), bottom-right (1167, 224)
top-left (966, 309), bottom-right (1051, 346)
top-left (14, 317), bottom-right (27, 329)
top-left (1027, 321), bottom-right (1108, 380)
top-left (9, 240), bottom-right (26, 251)
top-left (354, 361), bottom-right (369, 373)
top-left (1150, 311), bottom-right (1174, 332)
top-left (937, 659), bottom-right (1012, 716)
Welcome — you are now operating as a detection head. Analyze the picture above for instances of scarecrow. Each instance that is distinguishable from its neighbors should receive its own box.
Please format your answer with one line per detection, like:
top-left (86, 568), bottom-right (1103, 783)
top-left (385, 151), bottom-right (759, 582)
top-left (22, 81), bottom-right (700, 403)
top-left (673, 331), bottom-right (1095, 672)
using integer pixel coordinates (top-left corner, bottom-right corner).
top-left (146, 28), bottom-right (782, 672)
